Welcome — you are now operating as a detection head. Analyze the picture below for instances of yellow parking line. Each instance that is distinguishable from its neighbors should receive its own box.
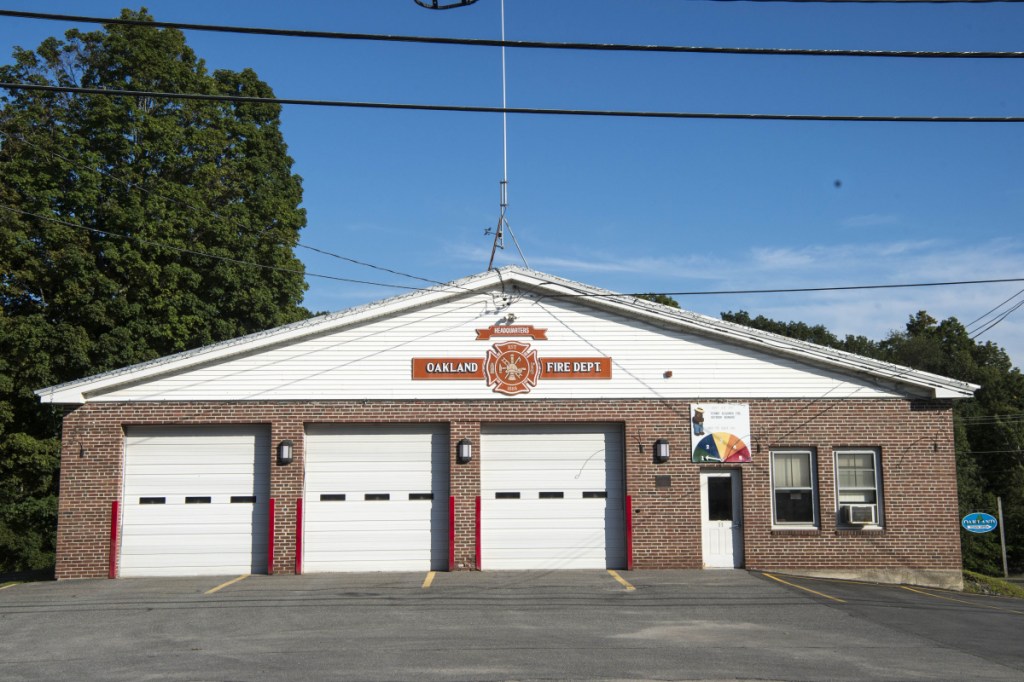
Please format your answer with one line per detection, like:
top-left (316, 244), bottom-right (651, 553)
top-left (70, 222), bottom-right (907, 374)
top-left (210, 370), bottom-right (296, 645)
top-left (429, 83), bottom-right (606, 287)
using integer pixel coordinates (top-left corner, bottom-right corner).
top-left (900, 585), bottom-right (1024, 615)
top-left (422, 571), bottom-right (436, 589)
top-left (781, 574), bottom-right (878, 587)
top-left (0, 582), bottom-right (18, 591)
top-left (205, 574), bottom-right (249, 595)
top-left (607, 570), bottom-right (636, 591)
top-left (763, 572), bottom-right (846, 603)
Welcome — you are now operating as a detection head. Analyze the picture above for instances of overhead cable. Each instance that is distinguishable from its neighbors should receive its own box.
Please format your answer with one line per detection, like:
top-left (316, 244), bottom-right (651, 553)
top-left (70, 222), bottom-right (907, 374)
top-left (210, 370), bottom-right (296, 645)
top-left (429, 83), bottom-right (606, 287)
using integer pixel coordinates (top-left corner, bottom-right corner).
top-left (2, 83), bottom-right (1021, 123)
top-left (7, 199), bottom-right (1021, 300)
top-left (965, 287), bottom-right (1024, 331)
top-left (956, 413), bottom-right (1024, 423)
top-left (3, 134), bottom-right (472, 292)
top-left (549, 277), bottom-right (1024, 298)
top-left (0, 204), bottom-right (426, 292)
top-left (1, 9), bottom-right (1020, 59)
top-left (970, 298), bottom-right (1024, 340)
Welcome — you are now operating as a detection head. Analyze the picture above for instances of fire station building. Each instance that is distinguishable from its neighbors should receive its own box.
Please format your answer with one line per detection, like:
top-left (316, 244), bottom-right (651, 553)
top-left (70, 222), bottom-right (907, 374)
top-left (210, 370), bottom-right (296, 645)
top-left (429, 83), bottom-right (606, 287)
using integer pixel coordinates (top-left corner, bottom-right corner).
top-left (38, 267), bottom-right (976, 588)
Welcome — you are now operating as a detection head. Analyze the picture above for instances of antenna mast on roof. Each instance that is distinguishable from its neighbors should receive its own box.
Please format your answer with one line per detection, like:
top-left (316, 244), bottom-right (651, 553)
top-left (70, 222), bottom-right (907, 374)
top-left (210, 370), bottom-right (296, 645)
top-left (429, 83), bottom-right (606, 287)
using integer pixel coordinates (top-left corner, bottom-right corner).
top-left (415, 0), bottom-right (528, 271)
top-left (486, 0), bottom-right (529, 271)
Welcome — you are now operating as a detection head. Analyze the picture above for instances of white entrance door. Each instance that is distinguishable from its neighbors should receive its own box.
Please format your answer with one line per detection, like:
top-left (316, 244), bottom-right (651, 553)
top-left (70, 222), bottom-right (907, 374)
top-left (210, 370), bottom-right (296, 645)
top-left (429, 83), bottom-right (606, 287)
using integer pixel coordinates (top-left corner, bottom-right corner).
top-left (480, 423), bottom-right (625, 570)
top-left (121, 425), bottom-right (270, 577)
top-left (303, 424), bottom-right (449, 572)
top-left (700, 470), bottom-right (743, 568)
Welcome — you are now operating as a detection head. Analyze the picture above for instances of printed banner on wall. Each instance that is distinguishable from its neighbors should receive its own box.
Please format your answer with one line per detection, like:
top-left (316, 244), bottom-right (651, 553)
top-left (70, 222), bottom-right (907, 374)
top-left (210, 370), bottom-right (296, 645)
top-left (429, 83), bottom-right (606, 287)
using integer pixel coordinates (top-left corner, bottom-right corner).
top-left (691, 403), bottom-right (752, 463)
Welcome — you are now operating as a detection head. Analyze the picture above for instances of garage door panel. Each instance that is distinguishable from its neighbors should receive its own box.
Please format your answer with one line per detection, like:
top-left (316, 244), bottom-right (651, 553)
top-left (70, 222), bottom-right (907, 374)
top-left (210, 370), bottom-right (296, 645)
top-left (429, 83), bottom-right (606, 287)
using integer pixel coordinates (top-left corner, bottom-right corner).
top-left (306, 473), bottom-right (437, 492)
top-left (124, 485), bottom-right (268, 498)
top-left (481, 423), bottom-right (625, 570)
top-left (304, 424), bottom-right (449, 573)
top-left (483, 516), bottom-right (614, 531)
top-left (303, 558), bottom-right (432, 573)
top-left (125, 465), bottom-right (267, 479)
top-left (123, 504), bottom-right (267, 518)
top-left (121, 532), bottom-right (268, 550)
top-left (120, 426), bottom-right (269, 577)
top-left (307, 457), bottom-right (433, 469)
top-left (485, 530), bottom-right (609, 547)
top-left (117, 552), bottom-right (267, 574)
top-left (305, 530), bottom-right (433, 550)
top-left (486, 469), bottom-right (610, 481)
top-left (479, 556), bottom-right (613, 570)
top-left (122, 521), bottom-right (267, 538)
top-left (305, 513), bottom-right (437, 529)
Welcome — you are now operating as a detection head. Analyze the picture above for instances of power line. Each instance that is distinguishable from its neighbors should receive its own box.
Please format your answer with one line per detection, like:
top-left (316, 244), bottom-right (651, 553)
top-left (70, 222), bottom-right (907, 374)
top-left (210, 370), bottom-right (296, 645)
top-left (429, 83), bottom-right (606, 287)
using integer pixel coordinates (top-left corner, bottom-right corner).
top-left (0, 204), bottom-right (427, 292)
top-left (971, 298), bottom-right (1024, 340)
top-left (957, 414), bottom-right (1024, 423)
top-left (4, 134), bottom-right (470, 293)
top-left (1, 9), bottom-right (1021, 59)
top-left (543, 277), bottom-right (1024, 299)
top-left (2, 82), bottom-right (1021, 123)
top-left (10, 197), bottom-right (1020, 302)
top-left (965, 287), bottom-right (1024, 331)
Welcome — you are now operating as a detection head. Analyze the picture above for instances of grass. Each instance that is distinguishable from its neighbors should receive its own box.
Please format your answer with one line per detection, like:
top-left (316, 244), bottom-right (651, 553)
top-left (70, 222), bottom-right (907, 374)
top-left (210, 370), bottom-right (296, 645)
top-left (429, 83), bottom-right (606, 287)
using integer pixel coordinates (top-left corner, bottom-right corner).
top-left (962, 570), bottom-right (1024, 599)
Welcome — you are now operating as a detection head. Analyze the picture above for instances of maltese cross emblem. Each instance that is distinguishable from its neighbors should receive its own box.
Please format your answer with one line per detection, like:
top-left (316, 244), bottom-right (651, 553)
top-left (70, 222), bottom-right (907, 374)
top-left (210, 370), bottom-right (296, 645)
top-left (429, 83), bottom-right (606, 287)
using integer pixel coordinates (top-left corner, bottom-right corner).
top-left (484, 341), bottom-right (540, 395)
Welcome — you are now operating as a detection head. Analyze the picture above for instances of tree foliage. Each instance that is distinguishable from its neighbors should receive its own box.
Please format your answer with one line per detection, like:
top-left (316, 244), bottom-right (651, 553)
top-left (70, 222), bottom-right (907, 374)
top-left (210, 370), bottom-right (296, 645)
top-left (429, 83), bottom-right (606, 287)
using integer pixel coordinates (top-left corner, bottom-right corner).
top-left (723, 309), bottom-right (1024, 575)
top-left (636, 293), bottom-right (681, 309)
top-left (0, 10), bottom-right (310, 572)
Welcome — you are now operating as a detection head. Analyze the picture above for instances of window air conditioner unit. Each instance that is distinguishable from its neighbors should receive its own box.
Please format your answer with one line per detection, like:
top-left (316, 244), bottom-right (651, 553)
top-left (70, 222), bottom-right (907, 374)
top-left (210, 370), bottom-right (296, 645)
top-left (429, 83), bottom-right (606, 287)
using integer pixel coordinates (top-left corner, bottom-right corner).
top-left (844, 504), bottom-right (877, 525)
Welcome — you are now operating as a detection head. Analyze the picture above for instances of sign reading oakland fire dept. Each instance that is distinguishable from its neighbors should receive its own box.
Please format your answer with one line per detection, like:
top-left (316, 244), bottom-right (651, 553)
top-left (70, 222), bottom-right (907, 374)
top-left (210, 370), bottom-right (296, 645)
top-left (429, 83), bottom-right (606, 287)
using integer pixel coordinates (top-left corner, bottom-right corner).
top-left (412, 325), bottom-right (611, 396)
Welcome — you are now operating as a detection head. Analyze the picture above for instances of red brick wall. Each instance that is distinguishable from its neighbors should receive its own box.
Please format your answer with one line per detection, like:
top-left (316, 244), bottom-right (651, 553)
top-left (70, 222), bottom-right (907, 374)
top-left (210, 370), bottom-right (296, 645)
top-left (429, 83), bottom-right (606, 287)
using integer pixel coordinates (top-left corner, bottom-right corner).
top-left (56, 398), bottom-right (959, 579)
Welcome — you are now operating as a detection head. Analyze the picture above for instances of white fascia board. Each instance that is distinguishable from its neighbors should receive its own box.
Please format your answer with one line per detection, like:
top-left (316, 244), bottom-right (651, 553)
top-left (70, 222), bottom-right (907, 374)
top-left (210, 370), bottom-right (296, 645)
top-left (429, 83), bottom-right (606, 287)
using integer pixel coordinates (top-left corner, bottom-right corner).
top-left (499, 267), bottom-right (978, 400)
top-left (35, 271), bottom-right (505, 404)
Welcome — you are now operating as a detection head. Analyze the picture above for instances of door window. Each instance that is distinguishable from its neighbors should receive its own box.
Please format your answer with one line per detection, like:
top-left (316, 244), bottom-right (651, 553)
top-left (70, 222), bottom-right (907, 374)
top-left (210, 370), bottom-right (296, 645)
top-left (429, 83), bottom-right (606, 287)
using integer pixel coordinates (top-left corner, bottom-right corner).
top-left (707, 476), bottom-right (733, 521)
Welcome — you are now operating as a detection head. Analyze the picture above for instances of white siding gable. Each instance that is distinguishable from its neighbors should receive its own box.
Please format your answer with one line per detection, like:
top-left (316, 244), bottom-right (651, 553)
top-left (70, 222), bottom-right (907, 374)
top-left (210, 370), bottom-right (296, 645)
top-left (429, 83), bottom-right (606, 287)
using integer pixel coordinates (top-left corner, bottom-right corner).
top-left (91, 291), bottom-right (907, 402)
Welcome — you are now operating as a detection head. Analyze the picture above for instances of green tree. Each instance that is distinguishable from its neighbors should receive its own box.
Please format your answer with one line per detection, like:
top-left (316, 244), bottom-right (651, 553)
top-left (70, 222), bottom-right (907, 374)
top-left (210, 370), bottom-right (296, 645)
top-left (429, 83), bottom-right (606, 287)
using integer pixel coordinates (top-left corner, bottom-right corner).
top-left (636, 293), bottom-right (680, 309)
top-left (0, 9), bottom-right (310, 572)
top-left (724, 309), bottom-right (1024, 575)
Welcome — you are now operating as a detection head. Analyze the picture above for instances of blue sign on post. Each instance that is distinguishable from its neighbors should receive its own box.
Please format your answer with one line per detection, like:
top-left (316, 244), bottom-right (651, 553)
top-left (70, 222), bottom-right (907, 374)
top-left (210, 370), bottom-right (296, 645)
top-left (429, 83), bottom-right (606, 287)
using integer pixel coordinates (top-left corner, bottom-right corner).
top-left (962, 513), bottom-right (998, 534)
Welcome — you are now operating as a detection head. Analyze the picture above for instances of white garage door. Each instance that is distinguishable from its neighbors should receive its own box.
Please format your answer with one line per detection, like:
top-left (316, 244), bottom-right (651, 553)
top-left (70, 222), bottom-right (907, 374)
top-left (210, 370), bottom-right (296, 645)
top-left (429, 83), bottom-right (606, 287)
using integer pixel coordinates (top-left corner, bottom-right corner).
top-left (121, 425), bottom-right (270, 577)
top-left (480, 423), bottom-right (625, 570)
top-left (304, 424), bottom-right (449, 572)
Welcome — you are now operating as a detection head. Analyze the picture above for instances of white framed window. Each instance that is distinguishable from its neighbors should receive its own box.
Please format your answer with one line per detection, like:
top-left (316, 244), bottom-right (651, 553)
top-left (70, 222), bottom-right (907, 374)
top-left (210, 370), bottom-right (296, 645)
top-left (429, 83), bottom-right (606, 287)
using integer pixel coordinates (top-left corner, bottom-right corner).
top-left (835, 448), bottom-right (883, 527)
top-left (770, 449), bottom-right (817, 527)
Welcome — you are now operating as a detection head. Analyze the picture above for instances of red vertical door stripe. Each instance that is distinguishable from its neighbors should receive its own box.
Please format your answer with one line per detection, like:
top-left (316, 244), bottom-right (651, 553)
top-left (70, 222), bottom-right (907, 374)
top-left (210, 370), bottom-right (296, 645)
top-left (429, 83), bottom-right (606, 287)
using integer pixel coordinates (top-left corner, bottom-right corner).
top-left (448, 495), bottom-right (456, 572)
top-left (295, 497), bottom-right (303, 575)
top-left (625, 495), bottom-right (634, 571)
top-left (474, 496), bottom-right (481, 570)
top-left (267, 498), bottom-right (275, 575)
top-left (108, 500), bottom-right (119, 579)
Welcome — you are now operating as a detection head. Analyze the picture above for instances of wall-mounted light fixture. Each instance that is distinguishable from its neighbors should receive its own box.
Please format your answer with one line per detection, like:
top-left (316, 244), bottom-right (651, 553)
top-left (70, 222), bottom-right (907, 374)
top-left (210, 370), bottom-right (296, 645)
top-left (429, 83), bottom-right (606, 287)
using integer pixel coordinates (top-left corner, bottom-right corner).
top-left (456, 439), bottom-right (473, 464)
top-left (277, 439), bottom-right (294, 466)
top-left (654, 438), bottom-right (670, 463)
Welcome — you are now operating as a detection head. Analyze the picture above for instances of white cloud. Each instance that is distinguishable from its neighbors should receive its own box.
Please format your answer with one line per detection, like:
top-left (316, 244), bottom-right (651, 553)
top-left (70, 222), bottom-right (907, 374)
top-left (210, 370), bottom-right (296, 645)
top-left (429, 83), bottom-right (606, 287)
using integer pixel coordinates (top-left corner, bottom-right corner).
top-left (480, 236), bottom-right (1024, 365)
top-left (310, 235), bottom-right (1024, 366)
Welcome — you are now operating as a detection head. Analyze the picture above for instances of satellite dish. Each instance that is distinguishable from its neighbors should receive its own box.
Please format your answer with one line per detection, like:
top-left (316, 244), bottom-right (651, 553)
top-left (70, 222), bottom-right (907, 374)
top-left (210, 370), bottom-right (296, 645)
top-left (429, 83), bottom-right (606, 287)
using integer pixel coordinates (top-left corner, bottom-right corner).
top-left (413, 0), bottom-right (479, 8)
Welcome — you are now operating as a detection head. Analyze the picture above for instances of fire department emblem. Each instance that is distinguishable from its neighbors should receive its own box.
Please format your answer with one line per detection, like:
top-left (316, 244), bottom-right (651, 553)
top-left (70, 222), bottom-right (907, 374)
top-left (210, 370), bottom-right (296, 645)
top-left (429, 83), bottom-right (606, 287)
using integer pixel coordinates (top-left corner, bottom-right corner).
top-left (484, 341), bottom-right (541, 395)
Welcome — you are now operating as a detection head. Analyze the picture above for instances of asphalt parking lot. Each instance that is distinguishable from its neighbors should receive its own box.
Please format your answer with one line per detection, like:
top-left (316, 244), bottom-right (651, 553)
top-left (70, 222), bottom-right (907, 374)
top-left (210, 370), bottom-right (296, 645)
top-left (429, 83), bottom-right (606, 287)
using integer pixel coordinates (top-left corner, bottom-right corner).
top-left (1, 569), bottom-right (1021, 681)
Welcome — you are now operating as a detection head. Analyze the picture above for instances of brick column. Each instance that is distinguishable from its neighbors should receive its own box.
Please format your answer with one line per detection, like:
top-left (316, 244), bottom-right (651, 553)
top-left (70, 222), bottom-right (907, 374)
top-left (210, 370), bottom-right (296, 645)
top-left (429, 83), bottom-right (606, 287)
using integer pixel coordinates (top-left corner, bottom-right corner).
top-left (450, 420), bottom-right (480, 570)
top-left (270, 412), bottom-right (305, 575)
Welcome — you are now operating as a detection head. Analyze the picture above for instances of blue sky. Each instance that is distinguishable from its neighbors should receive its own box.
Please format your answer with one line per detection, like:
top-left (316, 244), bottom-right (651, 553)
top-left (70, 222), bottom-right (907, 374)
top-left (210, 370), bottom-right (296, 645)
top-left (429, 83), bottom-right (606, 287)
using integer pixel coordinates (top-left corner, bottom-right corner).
top-left (2, 1), bottom-right (1023, 365)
